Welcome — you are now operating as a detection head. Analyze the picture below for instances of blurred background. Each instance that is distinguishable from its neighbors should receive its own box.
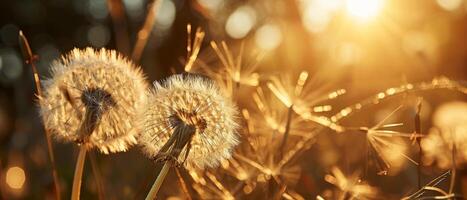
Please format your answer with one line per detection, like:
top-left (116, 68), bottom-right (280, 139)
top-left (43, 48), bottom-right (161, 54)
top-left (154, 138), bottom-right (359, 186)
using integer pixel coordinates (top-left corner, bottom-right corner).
top-left (0, 0), bottom-right (466, 199)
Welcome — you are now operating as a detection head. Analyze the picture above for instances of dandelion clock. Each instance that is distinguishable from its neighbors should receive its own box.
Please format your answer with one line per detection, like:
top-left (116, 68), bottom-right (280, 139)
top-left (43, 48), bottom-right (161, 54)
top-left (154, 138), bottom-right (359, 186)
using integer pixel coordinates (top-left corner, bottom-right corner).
top-left (139, 73), bottom-right (239, 199)
top-left (40, 48), bottom-right (148, 200)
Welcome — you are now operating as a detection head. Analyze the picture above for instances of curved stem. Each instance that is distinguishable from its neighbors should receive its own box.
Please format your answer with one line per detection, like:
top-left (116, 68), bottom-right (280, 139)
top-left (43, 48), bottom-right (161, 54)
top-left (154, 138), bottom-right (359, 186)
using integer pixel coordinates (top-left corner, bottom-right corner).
top-left (71, 145), bottom-right (87, 200)
top-left (19, 31), bottom-right (61, 200)
top-left (332, 78), bottom-right (467, 123)
top-left (145, 162), bottom-right (170, 200)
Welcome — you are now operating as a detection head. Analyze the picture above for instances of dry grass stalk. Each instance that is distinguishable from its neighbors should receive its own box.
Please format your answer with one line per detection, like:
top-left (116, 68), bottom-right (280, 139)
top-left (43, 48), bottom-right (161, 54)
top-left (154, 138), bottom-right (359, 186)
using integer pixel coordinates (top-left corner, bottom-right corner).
top-left (132, 0), bottom-right (163, 62)
top-left (184, 24), bottom-right (205, 72)
top-left (414, 98), bottom-right (423, 189)
top-left (106, 0), bottom-right (131, 55)
top-left (331, 77), bottom-right (467, 123)
top-left (18, 30), bottom-right (62, 200)
top-left (402, 170), bottom-right (451, 199)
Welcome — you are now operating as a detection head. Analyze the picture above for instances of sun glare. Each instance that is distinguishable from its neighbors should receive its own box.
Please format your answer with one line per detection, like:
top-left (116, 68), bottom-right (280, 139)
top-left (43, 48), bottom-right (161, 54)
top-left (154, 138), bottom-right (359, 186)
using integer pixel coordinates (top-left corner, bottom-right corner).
top-left (345, 0), bottom-right (383, 21)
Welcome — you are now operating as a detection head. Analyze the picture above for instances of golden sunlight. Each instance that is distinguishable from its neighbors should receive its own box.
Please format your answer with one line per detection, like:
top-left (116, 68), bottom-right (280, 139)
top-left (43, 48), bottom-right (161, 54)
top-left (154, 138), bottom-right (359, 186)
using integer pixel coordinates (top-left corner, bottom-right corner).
top-left (345, 0), bottom-right (383, 21)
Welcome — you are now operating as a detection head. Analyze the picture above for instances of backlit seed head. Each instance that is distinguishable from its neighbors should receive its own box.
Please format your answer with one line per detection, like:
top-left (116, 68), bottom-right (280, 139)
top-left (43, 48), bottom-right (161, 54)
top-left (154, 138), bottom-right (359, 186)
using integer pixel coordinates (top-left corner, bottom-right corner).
top-left (40, 48), bottom-right (148, 154)
top-left (139, 73), bottom-right (239, 169)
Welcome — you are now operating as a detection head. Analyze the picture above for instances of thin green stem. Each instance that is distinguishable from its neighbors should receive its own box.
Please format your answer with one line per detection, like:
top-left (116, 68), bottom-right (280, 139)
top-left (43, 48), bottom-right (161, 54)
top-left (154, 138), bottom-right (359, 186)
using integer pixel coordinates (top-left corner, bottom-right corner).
top-left (71, 145), bottom-right (87, 200)
top-left (145, 162), bottom-right (171, 200)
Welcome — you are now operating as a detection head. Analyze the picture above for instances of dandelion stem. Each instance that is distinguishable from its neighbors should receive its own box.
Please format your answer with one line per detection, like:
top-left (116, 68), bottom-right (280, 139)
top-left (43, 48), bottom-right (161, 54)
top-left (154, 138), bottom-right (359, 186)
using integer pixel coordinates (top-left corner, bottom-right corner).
top-left (448, 141), bottom-right (456, 195)
top-left (146, 162), bottom-right (170, 200)
top-left (415, 99), bottom-right (422, 190)
top-left (71, 145), bottom-right (87, 200)
top-left (365, 138), bottom-right (369, 179)
top-left (18, 30), bottom-right (62, 200)
top-left (147, 120), bottom-right (196, 199)
top-left (279, 105), bottom-right (294, 159)
top-left (132, 0), bottom-right (163, 62)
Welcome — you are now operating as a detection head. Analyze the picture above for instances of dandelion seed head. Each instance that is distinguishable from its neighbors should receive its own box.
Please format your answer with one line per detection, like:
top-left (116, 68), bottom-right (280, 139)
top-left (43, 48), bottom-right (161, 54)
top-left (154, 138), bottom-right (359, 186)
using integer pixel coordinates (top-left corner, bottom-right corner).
top-left (266, 71), bottom-right (345, 132)
top-left (139, 73), bottom-right (239, 169)
top-left (364, 107), bottom-right (419, 173)
top-left (40, 48), bottom-right (148, 154)
top-left (367, 131), bottom-right (409, 173)
top-left (325, 167), bottom-right (378, 199)
top-left (249, 87), bottom-right (315, 138)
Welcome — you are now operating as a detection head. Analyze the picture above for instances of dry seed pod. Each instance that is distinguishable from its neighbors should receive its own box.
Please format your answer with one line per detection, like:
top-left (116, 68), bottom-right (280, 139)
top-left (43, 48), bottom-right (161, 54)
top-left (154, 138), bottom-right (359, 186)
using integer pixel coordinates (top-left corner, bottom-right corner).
top-left (140, 73), bottom-right (239, 169)
top-left (40, 48), bottom-right (148, 153)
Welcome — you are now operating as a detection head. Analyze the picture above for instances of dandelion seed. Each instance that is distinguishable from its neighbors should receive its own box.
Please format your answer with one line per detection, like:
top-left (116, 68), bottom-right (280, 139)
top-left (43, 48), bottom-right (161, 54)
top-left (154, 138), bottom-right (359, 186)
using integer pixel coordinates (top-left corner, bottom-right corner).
top-left (267, 71), bottom-right (345, 131)
top-left (184, 24), bottom-right (205, 72)
top-left (361, 106), bottom-right (421, 174)
top-left (250, 87), bottom-right (315, 138)
top-left (40, 47), bottom-right (148, 154)
top-left (324, 167), bottom-right (378, 199)
top-left (190, 41), bottom-right (263, 96)
top-left (235, 152), bottom-right (302, 186)
top-left (140, 73), bottom-right (239, 169)
top-left (213, 41), bottom-right (262, 87)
